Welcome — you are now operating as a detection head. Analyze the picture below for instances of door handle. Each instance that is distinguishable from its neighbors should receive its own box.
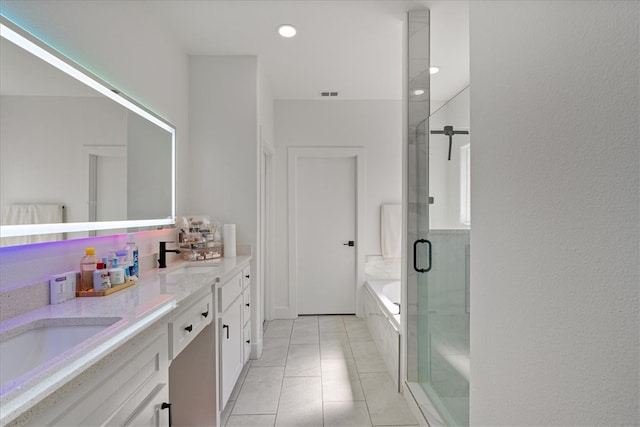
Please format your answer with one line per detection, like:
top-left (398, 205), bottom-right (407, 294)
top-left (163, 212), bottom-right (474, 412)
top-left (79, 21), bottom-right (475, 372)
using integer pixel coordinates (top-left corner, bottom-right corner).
top-left (161, 402), bottom-right (172, 427)
top-left (343, 240), bottom-right (355, 247)
top-left (413, 239), bottom-right (432, 273)
top-left (223, 324), bottom-right (229, 339)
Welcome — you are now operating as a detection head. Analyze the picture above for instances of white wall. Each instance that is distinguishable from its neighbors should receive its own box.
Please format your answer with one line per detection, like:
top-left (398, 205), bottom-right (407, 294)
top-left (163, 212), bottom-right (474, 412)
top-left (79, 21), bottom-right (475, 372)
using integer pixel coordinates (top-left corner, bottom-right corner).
top-left (273, 100), bottom-right (402, 317)
top-left (469, 1), bottom-right (639, 425)
top-left (0, 1), bottom-right (189, 288)
top-left (188, 56), bottom-right (257, 247)
top-left (189, 55), bottom-right (269, 356)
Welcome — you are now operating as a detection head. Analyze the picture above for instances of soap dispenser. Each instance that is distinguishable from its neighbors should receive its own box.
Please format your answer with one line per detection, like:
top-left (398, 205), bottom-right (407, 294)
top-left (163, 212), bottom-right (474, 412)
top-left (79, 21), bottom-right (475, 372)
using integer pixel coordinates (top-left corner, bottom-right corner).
top-left (108, 257), bottom-right (126, 286)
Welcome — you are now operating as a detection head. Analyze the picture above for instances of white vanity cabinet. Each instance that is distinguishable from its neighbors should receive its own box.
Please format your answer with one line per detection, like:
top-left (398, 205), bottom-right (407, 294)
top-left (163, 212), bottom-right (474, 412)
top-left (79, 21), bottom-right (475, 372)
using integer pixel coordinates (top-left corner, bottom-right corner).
top-left (168, 287), bottom-right (213, 360)
top-left (217, 271), bottom-right (245, 409)
top-left (20, 325), bottom-right (170, 427)
top-left (242, 265), bottom-right (252, 363)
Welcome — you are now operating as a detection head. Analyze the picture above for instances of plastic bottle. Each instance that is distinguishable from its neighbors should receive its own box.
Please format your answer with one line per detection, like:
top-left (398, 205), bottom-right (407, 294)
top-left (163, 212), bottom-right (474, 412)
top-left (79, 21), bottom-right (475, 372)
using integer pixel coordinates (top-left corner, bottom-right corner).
top-left (80, 247), bottom-right (98, 292)
top-left (93, 263), bottom-right (111, 291)
top-left (126, 233), bottom-right (139, 279)
top-left (108, 257), bottom-right (126, 286)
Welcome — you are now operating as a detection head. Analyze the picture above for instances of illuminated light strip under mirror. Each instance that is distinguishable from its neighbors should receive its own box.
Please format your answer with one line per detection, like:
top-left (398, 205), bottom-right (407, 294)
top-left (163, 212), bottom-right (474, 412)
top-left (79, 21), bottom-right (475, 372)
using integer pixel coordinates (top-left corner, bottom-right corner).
top-left (0, 16), bottom-right (176, 245)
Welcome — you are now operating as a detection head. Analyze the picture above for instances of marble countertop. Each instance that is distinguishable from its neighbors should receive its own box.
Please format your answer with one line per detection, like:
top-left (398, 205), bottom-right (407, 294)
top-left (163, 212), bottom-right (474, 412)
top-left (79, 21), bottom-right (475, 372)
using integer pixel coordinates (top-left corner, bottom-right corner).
top-left (0, 256), bottom-right (251, 426)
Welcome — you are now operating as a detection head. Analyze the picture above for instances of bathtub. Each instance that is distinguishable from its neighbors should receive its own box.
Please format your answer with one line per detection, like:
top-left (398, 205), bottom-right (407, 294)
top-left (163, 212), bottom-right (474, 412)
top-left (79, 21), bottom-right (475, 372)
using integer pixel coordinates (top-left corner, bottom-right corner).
top-left (365, 280), bottom-right (401, 329)
top-left (364, 279), bottom-right (401, 390)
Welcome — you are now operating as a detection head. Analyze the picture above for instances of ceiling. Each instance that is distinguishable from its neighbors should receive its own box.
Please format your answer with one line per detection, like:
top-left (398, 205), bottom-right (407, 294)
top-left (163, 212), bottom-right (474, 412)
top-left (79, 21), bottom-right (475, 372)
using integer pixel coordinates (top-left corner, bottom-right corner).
top-left (147, 0), bottom-right (469, 103)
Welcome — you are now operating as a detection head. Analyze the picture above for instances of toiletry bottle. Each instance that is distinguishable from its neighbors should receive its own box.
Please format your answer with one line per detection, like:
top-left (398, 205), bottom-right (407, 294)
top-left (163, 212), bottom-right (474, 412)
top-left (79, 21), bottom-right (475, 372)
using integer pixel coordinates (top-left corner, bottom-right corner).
top-left (108, 257), bottom-right (126, 286)
top-left (93, 263), bottom-right (111, 291)
top-left (126, 233), bottom-right (139, 278)
top-left (80, 247), bottom-right (98, 292)
top-left (115, 249), bottom-right (130, 280)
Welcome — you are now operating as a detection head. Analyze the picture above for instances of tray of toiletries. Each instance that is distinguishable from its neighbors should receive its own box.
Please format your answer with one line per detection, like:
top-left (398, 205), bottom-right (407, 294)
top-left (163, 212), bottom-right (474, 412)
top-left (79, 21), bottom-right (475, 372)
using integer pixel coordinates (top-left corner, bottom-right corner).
top-left (76, 279), bottom-right (136, 297)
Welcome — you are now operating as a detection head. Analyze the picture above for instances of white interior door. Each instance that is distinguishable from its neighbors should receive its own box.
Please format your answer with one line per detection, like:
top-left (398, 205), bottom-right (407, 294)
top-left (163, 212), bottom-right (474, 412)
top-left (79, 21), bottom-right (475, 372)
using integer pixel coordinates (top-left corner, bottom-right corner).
top-left (296, 156), bottom-right (356, 314)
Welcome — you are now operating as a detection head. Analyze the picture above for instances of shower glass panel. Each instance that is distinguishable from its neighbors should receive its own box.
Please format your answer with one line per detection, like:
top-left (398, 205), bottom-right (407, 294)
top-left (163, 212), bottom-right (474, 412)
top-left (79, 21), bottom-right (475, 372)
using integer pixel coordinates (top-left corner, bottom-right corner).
top-left (406, 9), bottom-right (470, 427)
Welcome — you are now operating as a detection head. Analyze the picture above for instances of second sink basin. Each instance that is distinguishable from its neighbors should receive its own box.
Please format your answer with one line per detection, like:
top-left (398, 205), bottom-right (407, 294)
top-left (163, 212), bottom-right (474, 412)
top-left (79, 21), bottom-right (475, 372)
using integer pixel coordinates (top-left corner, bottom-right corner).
top-left (0, 317), bottom-right (122, 386)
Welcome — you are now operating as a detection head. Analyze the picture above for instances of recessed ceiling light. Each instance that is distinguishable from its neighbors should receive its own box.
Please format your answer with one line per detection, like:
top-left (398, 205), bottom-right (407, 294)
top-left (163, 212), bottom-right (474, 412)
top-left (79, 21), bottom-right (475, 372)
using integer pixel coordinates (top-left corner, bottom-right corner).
top-left (413, 89), bottom-right (425, 96)
top-left (277, 24), bottom-right (297, 38)
top-left (429, 66), bottom-right (440, 75)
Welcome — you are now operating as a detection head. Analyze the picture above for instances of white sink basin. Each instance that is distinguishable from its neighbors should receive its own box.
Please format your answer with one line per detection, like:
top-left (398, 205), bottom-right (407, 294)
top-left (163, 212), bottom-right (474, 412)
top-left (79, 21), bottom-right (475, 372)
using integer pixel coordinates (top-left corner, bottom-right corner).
top-left (0, 317), bottom-right (121, 386)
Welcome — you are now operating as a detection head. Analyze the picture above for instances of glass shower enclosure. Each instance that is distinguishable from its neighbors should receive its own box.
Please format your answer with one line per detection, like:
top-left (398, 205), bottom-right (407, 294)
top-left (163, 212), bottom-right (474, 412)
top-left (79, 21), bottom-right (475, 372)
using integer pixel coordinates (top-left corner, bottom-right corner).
top-left (406, 9), bottom-right (470, 426)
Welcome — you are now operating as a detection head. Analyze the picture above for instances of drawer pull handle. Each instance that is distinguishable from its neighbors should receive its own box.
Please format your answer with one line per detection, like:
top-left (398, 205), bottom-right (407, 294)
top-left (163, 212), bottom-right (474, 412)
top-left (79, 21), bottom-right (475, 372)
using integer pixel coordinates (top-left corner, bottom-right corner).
top-left (223, 324), bottom-right (229, 339)
top-left (245, 303), bottom-right (250, 307)
top-left (161, 402), bottom-right (172, 427)
top-left (184, 324), bottom-right (193, 333)
top-left (246, 339), bottom-right (251, 344)
top-left (202, 310), bottom-right (209, 318)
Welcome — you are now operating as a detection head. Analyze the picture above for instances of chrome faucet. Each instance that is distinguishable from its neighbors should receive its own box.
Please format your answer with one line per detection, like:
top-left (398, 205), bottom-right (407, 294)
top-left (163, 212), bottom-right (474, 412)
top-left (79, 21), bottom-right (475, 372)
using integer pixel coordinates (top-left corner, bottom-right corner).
top-left (158, 241), bottom-right (181, 268)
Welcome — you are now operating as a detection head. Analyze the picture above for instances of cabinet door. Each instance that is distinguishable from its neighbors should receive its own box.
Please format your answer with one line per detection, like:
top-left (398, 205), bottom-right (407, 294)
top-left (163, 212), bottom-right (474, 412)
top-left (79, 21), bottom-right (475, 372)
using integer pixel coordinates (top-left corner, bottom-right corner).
top-left (219, 295), bottom-right (243, 409)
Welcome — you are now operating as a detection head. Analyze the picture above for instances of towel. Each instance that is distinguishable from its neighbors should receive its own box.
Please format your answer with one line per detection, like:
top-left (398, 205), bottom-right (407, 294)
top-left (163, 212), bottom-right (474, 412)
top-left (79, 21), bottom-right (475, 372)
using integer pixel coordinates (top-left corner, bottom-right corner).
top-left (1, 204), bottom-right (64, 246)
top-left (380, 204), bottom-right (402, 260)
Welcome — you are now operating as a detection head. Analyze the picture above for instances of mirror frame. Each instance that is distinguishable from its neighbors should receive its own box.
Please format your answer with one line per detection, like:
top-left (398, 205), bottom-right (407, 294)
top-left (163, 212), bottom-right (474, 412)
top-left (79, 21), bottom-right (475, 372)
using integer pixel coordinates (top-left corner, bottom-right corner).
top-left (0, 16), bottom-right (176, 240)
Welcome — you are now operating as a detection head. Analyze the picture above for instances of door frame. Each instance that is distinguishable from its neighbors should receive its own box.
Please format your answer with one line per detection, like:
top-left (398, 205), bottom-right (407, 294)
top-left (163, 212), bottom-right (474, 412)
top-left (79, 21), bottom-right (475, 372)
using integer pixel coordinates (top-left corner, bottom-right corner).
top-left (261, 136), bottom-right (275, 323)
top-left (287, 146), bottom-right (366, 317)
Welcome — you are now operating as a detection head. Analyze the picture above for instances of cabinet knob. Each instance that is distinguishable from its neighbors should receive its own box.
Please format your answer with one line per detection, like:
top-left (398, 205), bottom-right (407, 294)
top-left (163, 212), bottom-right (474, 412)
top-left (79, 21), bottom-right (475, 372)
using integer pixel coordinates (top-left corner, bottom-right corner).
top-left (184, 324), bottom-right (193, 333)
top-left (245, 303), bottom-right (250, 307)
top-left (246, 339), bottom-right (251, 344)
top-left (202, 310), bottom-right (209, 318)
top-left (245, 274), bottom-right (250, 279)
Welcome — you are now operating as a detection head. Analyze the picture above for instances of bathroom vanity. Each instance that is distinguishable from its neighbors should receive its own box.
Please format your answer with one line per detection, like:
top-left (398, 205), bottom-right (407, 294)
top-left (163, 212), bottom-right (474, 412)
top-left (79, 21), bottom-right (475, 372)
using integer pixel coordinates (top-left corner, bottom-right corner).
top-left (0, 256), bottom-right (252, 427)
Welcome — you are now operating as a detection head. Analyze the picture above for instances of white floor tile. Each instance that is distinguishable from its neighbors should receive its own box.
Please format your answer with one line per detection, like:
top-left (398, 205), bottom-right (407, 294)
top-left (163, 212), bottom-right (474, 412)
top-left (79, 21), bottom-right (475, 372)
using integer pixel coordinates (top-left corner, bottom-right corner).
top-left (320, 333), bottom-right (353, 359)
top-left (252, 337), bottom-right (290, 367)
top-left (323, 401), bottom-right (372, 426)
top-left (229, 361), bottom-right (252, 401)
top-left (232, 367), bottom-right (284, 415)
top-left (319, 315), bottom-right (346, 334)
top-left (351, 341), bottom-right (387, 373)
top-left (322, 358), bottom-right (365, 401)
top-left (275, 377), bottom-right (323, 426)
top-left (264, 320), bottom-right (294, 338)
top-left (344, 318), bottom-right (374, 342)
top-left (359, 373), bottom-right (417, 426)
top-left (226, 415), bottom-right (276, 427)
top-left (285, 344), bottom-right (321, 377)
top-left (291, 316), bottom-right (319, 344)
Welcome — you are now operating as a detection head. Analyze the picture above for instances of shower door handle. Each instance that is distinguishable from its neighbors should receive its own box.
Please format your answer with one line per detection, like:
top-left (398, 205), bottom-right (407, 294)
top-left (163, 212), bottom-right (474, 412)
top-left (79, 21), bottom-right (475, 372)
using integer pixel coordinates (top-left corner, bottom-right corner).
top-left (413, 239), bottom-right (432, 273)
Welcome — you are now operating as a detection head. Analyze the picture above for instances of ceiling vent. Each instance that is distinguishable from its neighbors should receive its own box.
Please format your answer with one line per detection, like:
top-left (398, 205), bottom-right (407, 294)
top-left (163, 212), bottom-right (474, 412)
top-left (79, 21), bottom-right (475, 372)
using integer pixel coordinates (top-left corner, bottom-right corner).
top-left (320, 91), bottom-right (339, 97)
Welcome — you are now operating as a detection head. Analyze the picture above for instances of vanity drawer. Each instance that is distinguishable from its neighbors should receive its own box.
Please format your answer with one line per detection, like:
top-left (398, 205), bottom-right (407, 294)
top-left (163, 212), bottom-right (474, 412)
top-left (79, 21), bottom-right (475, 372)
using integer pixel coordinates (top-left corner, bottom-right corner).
top-left (243, 323), bottom-right (251, 363)
top-left (242, 266), bottom-right (251, 290)
top-left (169, 292), bottom-right (213, 359)
top-left (218, 272), bottom-right (243, 313)
top-left (243, 287), bottom-right (251, 326)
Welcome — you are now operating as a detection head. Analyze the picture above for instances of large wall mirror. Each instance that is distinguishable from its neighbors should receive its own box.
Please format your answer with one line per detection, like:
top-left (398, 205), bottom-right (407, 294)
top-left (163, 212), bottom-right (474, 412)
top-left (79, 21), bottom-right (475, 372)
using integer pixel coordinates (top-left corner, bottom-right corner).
top-left (0, 16), bottom-right (175, 247)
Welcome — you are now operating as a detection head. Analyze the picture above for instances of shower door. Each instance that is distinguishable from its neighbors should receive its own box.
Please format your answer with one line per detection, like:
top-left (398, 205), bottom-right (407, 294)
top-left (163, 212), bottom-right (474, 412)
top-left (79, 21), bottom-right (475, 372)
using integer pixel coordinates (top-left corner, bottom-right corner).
top-left (406, 9), bottom-right (470, 427)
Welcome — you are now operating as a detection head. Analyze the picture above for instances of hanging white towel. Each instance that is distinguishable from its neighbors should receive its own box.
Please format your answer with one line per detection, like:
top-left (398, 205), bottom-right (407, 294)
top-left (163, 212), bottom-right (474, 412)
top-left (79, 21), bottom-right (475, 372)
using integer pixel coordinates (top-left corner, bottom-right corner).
top-left (1, 204), bottom-right (64, 246)
top-left (380, 204), bottom-right (402, 260)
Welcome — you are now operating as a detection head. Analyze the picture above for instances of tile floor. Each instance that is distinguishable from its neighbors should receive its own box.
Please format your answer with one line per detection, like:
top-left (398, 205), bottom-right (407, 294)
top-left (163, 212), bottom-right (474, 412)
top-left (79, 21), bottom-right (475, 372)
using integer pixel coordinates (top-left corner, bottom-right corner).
top-left (222, 315), bottom-right (419, 427)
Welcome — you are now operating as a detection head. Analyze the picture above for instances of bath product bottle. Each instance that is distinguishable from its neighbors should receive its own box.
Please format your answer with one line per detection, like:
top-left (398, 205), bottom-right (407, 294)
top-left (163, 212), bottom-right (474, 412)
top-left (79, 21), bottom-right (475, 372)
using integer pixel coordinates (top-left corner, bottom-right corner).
top-left (126, 233), bottom-right (139, 278)
top-left (80, 247), bottom-right (98, 292)
top-left (93, 263), bottom-right (111, 291)
top-left (108, 257), bottom-right (126, 286)
top-left (115, 249), bottom-right (130, 280)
